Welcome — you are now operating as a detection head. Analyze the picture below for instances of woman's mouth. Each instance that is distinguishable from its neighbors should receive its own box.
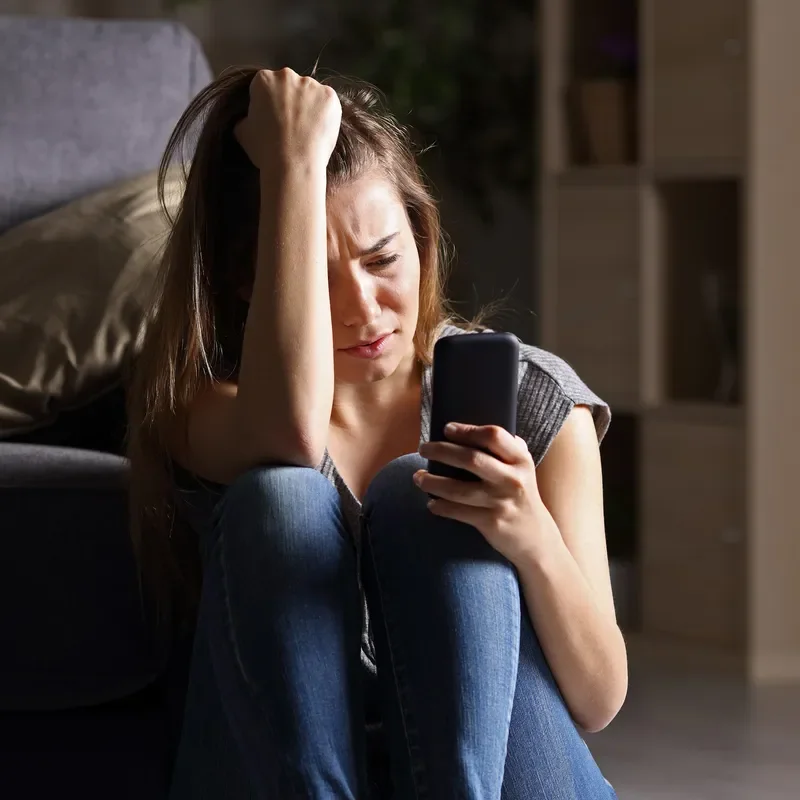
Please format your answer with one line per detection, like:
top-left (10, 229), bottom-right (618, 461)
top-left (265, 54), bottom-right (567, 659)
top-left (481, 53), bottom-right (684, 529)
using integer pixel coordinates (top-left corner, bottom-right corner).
top-left (341, 333), bottom-right (393, 359)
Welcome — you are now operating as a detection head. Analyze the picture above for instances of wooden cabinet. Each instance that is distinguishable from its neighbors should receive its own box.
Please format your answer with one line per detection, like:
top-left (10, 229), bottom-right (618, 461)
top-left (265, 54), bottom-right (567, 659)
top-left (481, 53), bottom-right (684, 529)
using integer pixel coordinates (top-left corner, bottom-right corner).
top-left (541, 0), bottom-right (800, 678)
top-left (640, 410), bottom-right (746, 647)
top-left (649, 0), bottom-right (747, 167)
top-left (554, 183), bottom-right (640, 409)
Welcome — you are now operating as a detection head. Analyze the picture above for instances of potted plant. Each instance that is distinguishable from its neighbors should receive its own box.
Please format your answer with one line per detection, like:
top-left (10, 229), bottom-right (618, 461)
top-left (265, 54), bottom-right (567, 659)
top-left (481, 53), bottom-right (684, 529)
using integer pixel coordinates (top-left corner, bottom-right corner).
top-left (286, 0), bottom-right (537, 221)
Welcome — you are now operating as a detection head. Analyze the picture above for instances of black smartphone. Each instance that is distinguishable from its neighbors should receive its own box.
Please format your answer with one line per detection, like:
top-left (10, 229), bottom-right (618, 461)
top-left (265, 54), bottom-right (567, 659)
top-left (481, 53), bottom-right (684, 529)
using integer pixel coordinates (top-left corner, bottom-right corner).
top-left (427, 331), bottom-right (519, 482)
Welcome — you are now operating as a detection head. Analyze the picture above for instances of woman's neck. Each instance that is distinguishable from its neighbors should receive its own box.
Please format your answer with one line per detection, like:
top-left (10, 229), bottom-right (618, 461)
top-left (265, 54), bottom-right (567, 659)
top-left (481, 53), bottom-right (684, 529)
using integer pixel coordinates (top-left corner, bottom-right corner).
top-left (330, 352), bottom-right (422, 432)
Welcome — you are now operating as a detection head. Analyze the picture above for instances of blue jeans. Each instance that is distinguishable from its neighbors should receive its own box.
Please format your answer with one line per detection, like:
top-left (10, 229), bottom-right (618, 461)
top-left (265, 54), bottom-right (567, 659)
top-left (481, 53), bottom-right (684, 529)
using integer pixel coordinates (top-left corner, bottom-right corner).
top-left (169, 454), bottom-right (616, 799)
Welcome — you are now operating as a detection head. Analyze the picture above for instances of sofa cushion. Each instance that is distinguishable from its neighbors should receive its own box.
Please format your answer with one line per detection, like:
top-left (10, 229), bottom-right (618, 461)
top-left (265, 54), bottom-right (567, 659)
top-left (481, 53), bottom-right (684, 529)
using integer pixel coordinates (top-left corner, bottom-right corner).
top-left (0, 16), bottom-right (211, 233)
top-left (0, 169), bottom-right (182, 437)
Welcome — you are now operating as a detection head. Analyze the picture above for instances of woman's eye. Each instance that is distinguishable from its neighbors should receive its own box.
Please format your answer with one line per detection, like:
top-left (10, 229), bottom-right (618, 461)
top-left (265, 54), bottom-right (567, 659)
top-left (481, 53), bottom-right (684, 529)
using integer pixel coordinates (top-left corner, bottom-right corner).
top-left (370, 254), bottom-right (400, 269)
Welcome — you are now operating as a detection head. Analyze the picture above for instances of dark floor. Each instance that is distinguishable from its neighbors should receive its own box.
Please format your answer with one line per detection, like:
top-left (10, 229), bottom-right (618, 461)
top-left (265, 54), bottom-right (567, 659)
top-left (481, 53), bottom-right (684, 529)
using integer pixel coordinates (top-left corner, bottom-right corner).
top-left (586, 639), bottom-right (800, 799)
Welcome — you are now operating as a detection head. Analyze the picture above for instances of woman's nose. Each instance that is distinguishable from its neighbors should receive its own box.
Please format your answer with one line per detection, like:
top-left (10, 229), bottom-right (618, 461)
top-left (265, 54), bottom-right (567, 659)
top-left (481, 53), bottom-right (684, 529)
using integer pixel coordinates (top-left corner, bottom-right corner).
top-left (332, 271), bottom-right (380, 327)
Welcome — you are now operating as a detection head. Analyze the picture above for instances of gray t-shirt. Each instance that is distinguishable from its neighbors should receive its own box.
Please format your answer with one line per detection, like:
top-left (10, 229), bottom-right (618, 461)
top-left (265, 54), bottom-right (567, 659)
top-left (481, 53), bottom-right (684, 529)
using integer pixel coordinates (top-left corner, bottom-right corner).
top-left (318, 323), bottom-right (612, 672)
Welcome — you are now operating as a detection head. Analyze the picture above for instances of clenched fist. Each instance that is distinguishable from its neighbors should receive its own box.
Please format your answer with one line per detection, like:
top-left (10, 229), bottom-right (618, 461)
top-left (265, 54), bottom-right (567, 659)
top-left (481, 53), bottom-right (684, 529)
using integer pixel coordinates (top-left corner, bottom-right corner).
top-left (235, 68), bottom-right (342, 173)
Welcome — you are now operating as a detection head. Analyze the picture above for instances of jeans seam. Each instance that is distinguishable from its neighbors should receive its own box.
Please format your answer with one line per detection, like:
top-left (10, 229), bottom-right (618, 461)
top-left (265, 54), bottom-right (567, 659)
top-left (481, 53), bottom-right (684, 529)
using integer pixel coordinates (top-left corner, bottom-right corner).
top-left (365, 517), bottom-right (428, 800)
top-left (529, 607), bottom-right (568, 800)
top-left (501, 587), bottom-right (521, 771)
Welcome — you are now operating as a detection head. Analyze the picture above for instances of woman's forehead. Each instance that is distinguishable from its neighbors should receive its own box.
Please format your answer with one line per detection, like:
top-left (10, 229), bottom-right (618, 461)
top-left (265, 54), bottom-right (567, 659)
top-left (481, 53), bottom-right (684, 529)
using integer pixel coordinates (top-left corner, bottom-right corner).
top-left (326, 174), bottom-right (408, 242)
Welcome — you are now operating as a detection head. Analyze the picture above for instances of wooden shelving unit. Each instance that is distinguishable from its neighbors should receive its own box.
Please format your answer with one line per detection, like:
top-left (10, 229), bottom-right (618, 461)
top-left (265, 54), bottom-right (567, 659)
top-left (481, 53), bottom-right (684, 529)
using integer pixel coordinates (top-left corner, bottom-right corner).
top-left (539, 0), bottom-right (800, 682)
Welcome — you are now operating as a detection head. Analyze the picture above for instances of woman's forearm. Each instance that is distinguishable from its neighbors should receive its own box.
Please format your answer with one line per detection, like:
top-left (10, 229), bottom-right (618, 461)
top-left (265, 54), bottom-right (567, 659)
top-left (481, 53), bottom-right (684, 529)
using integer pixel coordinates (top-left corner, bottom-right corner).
top-left (515, 508), bottom-right (628, 733)
top-left (235, 165), bottom-right (333, 466)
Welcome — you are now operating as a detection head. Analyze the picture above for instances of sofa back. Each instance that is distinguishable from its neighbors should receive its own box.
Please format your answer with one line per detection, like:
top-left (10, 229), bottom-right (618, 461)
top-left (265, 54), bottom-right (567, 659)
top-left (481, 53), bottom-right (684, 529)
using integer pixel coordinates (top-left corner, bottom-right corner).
top-left (0, 15), bottom-right (212, 234)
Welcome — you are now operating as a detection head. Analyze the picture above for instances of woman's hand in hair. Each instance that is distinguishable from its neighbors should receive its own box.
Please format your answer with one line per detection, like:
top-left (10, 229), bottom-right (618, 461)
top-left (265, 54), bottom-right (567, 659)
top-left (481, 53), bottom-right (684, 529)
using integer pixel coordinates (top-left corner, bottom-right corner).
top-left (234, 68), bottom-right (342, 173)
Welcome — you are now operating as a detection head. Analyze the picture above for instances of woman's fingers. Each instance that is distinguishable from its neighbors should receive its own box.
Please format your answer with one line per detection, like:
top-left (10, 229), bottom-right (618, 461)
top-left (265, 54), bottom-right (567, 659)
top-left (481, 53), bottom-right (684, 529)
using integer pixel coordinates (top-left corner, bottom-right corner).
top-left (425, 496), bottom-right (494, 529)
top-left (442, 423), bottom-right (530, 464)
top-left (413, 470), bottom-right (497, 507)
top-left (419, 421), bottom-right (531, 484)
top-left (419, 439), bottom-right (509, 484)
top-left (236, 68), bottom-right (342, 171)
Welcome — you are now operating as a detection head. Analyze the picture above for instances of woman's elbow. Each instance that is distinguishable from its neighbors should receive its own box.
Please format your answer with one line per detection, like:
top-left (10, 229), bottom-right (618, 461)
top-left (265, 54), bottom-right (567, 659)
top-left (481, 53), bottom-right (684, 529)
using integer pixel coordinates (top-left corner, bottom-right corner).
top-left (576, 679), bottom-right (628, 734)
top-left (235, 421), bottom-right (326, 470)
top-left (284, 433), bottom-right (326, 469)
top-left (268, 426), bottom-right (326, 468)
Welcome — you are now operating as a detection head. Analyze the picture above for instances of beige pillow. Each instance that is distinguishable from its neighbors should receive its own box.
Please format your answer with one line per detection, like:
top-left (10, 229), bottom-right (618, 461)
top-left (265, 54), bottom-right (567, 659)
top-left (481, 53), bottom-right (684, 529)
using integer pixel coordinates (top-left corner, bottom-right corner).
top-left (0, 170), bottom-right (182, 436)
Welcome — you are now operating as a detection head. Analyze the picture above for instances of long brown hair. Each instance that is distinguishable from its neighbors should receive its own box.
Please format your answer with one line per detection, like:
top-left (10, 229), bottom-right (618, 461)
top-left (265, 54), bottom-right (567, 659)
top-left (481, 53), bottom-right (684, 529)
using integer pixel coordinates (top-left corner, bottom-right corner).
top-left (127, 66), bottom-right (458, 631)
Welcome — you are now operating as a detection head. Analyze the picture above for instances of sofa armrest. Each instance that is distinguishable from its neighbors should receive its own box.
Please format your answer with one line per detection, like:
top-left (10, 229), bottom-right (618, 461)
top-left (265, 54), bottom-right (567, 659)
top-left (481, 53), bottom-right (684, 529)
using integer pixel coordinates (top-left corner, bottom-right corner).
top-left (0, 444), bottom-right (163, 711)
top-left (0, 442), bottom-right (128, 488)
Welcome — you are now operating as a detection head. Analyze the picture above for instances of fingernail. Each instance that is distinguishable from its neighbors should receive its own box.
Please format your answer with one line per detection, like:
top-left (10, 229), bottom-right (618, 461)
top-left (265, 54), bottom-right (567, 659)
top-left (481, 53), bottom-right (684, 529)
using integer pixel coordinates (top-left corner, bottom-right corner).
top-left (413, 471), bottom-right (423, 485)
top-left (445, 422), bottom-right (458, 434)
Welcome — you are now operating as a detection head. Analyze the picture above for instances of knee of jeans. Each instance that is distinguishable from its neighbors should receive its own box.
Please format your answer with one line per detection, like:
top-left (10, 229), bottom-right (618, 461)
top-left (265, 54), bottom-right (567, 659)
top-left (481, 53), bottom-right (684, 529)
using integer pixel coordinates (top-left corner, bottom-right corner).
top-left (224, 463), bottom-right (332, 505)
top-left (362, 452), bottom-right (427, 521)
top-left (362, 453), bottom-right (515, 575)
top-left (212, 465), bottom-right (341, 556)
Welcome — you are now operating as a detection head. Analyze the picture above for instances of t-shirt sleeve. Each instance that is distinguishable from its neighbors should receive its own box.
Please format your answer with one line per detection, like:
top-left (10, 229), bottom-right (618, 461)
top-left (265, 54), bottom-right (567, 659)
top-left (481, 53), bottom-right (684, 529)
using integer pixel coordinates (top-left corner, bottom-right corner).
top-left (515, 342), bottom-right (612, 466)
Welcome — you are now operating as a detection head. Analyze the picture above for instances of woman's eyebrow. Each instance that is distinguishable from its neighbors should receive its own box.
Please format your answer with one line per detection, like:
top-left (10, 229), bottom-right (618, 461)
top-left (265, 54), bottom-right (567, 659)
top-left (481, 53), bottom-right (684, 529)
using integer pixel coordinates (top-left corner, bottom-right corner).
top-left (360, 232), bottom-right (399, 256)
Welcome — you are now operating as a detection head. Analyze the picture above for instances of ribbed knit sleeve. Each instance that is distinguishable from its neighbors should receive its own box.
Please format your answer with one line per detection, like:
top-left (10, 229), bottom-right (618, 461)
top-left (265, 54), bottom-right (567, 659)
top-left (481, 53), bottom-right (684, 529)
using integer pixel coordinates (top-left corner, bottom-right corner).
top-left (516, 342), bottom-right (611, 465)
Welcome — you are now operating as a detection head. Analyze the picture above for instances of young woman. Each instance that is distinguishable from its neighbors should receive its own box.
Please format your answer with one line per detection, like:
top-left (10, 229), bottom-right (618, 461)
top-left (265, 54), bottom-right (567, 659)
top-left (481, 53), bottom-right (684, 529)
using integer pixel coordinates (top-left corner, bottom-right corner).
top-left (128, 66), bottom-right (627, 799)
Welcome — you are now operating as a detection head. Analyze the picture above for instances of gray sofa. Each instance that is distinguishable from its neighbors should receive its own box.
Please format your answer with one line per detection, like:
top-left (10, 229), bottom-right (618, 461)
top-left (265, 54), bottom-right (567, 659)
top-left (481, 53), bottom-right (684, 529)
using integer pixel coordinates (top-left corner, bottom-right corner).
top-left (0, 16), bottom-right (212, 799)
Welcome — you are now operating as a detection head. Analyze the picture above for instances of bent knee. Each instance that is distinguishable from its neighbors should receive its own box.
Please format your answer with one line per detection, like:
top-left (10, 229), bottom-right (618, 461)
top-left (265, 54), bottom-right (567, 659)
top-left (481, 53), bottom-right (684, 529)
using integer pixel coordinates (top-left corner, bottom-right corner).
top-left (214, 465), bottom-right (343, 554)
top-left (362, 452), bottom-right (427, 520)
top-left (362, 455), bottom-right (514, 573)
top-left (224, 464), bottom-right (332, 508)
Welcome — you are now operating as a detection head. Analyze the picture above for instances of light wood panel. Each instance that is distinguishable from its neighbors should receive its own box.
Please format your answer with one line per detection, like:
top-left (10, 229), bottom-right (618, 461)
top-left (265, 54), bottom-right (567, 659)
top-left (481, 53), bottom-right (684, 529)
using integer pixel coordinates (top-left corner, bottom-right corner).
top-left (554, 184), bottom-right (641, 409)
top-left (648, 0), bottom-right (747, 167)
top-left (746, 0), bottom-right (800, 683)
top-left (641, 413), bottom-right (746, 648)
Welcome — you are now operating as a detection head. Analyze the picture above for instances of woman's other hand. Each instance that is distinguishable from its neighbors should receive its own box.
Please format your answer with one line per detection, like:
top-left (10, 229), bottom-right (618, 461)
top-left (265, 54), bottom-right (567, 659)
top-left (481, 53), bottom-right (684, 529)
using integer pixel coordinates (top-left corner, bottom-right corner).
top-left (416, 424), bottom-right (560, 567)
top-left (235, 68), bottom-right (342, 173)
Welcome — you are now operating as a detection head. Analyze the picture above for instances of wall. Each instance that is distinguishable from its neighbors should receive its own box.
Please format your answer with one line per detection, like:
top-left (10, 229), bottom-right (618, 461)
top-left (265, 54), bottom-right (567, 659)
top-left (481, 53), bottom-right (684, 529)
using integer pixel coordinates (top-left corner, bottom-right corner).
top-left (747, 0), bottom-right (800, 683)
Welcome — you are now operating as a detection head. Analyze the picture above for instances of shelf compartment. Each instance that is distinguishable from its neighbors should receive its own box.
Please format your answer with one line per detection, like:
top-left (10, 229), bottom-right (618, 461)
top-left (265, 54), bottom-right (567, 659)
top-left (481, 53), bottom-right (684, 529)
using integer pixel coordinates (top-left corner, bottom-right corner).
top-left (562, 0), bottom-right (640, 168)
top-left (654, 179), bottom-right (743, 406)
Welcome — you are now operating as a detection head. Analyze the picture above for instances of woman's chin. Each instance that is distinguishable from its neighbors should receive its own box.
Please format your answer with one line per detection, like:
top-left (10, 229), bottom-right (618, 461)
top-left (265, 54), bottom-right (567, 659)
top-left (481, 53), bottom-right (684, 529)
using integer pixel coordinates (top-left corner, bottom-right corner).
top-left (335, 356), bottom-right (395, 384)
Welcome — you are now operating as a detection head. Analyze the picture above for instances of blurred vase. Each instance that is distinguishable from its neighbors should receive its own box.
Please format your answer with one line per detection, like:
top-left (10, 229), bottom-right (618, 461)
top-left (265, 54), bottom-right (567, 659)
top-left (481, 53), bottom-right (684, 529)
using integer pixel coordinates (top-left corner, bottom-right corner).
top-left (570, 78), bottom-right (636, 165)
